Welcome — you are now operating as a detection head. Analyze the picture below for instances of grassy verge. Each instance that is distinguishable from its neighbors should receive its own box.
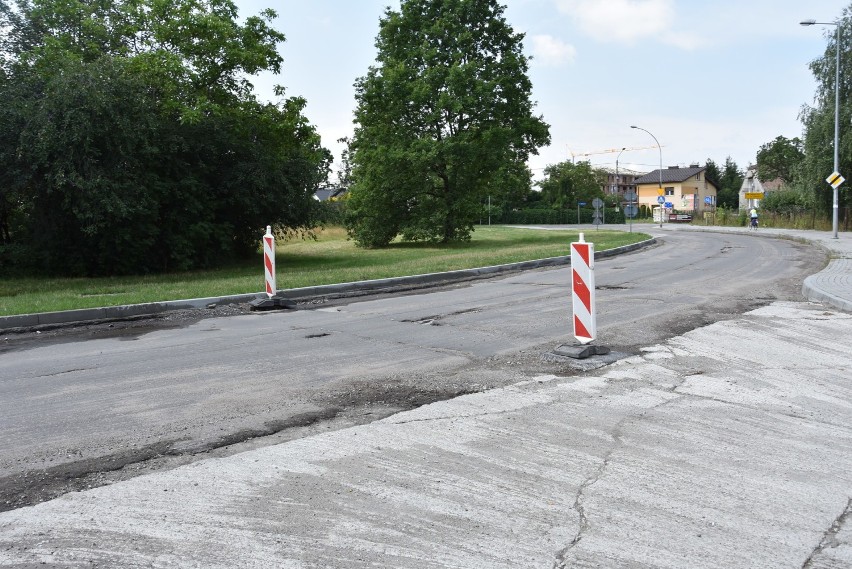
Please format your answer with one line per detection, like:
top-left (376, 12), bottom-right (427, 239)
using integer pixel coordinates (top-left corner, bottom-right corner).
top-left (0, 226), bottom-right (649, 316)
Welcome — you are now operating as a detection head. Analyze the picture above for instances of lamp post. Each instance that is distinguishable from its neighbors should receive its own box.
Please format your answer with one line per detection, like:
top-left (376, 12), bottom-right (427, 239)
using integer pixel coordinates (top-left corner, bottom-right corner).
top-left (801, 18), bottom-right (841, 239)
top-left (631, 125), bottom-right (664, 228)
top-left (616, 146), bottom-right (626, 231)
top-left (615, 147), bottom-right (626, 196)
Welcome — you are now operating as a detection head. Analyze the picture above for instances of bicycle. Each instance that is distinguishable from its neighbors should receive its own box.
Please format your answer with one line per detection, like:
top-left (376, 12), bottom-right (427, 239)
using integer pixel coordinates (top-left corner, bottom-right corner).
top-left (749, 217), bottom-right (758, 230)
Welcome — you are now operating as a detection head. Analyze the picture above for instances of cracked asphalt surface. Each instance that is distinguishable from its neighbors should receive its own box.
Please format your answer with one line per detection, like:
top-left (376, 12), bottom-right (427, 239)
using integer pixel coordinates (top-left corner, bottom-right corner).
top-left (1, 229), bottom-right (850, 567)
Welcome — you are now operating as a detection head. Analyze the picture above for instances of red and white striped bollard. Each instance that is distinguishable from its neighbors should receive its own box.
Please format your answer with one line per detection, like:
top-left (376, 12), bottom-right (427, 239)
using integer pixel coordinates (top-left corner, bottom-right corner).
top-left (571, 233), bottom-right (596, 344)
top-left (263, 225), bottom-right (276, 298)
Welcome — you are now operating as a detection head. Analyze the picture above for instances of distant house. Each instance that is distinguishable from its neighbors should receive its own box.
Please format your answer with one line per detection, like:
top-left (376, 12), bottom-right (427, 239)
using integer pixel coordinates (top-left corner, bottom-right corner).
top-left (595, 166), bottom-right (646, 197)
top-left (633, 165), bottom-right (719, 214)
top-left (313, 185), bottom-right (347, 201)
top-left (739, 166), bottom-right (783, 210)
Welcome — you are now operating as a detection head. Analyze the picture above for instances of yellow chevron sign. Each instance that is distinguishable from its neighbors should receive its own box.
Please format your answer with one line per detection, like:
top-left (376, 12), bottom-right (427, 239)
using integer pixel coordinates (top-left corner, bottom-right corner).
top-left (826, 171), bottom-right (845, 189)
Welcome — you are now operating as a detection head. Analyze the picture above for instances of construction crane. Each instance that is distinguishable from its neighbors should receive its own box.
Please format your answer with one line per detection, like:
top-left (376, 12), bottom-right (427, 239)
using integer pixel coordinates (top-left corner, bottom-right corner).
top-left (569, 145), bottom-right (663, 162)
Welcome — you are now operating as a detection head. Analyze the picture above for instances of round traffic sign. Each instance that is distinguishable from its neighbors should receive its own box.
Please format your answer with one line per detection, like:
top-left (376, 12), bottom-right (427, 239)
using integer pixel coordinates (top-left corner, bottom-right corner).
top-left (592, 198), bottom-right (604, 208)
top-left (624, 204), bottom-right (638, 218)
top-left (624, 191), bottom-right (637, 201)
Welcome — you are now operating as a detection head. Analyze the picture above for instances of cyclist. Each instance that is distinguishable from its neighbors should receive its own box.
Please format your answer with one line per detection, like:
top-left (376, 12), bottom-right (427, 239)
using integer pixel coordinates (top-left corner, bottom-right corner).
top-left (749, 207), bottom-right (758, 230)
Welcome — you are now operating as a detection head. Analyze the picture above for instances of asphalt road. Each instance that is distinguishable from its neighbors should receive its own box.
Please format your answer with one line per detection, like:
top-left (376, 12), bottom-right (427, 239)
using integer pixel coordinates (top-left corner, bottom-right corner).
top-left (0, 230), bottom-right (822, 513)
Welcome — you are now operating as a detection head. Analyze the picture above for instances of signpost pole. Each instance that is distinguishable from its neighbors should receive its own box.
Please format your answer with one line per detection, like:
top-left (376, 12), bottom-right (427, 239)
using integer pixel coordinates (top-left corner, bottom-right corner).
top-left (623, 190), bottom-right (638, 232)
top-left (592, 198), bottom-right (604, 230)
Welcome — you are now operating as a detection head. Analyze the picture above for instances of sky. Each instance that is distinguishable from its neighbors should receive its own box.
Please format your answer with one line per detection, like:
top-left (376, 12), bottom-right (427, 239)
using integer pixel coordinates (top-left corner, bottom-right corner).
top-left (234, 0), bottom-right (851, 180)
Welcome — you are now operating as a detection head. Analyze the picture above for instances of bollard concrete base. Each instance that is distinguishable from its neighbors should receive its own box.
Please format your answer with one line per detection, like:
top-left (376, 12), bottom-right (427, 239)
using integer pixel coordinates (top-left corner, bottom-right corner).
top-left (249, 296), bottom-right (297, 311)
top-left (551, 343), bottom-right (611, 360)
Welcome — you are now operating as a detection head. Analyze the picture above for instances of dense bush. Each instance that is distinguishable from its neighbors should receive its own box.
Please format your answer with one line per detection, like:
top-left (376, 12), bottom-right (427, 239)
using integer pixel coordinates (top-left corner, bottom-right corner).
top-left (0, 0), bottom-right (330, 276)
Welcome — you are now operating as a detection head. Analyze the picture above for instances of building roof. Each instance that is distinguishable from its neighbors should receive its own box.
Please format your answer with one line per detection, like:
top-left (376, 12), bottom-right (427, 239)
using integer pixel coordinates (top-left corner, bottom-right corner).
top-left (634, 166), bottom-right (706, 185)
top-left (741, 166), bottom-right (784, 192)
top-left (313, 186), bottom-right (347, 201)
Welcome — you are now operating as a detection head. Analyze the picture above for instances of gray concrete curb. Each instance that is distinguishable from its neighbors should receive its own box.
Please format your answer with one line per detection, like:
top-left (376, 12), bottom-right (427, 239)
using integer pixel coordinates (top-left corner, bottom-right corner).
top-left (0, 237), bottom-right (656, 332)
top-left (802, 258), bottom-right (852, 313)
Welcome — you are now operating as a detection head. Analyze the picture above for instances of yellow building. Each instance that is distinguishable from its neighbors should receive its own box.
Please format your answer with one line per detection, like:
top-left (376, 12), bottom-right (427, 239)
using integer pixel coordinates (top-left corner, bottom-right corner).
top-left (633, 165), bottom-right (718, 217)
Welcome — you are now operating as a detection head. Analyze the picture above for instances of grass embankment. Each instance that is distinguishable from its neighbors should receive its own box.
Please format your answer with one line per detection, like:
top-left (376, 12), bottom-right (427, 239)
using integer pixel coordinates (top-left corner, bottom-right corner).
top-left (0, 226), bottom-right (649, 317)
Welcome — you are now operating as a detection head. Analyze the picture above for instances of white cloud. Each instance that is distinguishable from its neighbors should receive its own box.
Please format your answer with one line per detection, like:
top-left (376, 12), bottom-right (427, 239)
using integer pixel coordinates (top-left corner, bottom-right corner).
top-left (554, 0), bottom-right (705, 49)
top-left (530, 34), bottom-right (578, 66)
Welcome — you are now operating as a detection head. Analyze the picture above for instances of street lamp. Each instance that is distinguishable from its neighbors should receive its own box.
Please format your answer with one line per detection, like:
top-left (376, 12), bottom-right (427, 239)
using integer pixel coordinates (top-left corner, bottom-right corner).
top-left (801, 18), bottom-right (841, 239)
top-left (631, 125), bottom-right (664, 228)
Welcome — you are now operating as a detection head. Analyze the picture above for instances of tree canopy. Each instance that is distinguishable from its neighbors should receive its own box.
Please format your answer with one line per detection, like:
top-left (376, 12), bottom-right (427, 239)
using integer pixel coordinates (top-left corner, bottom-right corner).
top-left (537, 161), bottom-right (604, 210)
top-left (0, 0), bottom-right (330, 275)
top-left (756, 136), bottom-right (804, 185)
top-left (345, 0), bottom-right (550, 247)
top-left (703, 157), bottom-right (743, 209)
top-left (798, 6), bottom-right (852, 217)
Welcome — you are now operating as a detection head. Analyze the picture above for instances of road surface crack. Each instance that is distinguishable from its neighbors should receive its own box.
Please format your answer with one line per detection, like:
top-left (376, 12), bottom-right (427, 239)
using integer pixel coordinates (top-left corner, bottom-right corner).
top-left (553, 391), bottom-right (687, 568)
top-left (553, 415), bottom-right (628, 568)
top-left (801, 497), bottom-right (852, 568)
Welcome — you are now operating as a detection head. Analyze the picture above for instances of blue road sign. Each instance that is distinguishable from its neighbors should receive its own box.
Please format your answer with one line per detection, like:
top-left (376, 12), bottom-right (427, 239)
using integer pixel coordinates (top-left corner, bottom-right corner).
top-left (664, 202), bottom-right (673, 208)
top-left (704, 196), bottom-right (712, 205)
top-left (657, 196), bottom-right (665, 204)
top-left (578, 202), bottom-right (587, 206)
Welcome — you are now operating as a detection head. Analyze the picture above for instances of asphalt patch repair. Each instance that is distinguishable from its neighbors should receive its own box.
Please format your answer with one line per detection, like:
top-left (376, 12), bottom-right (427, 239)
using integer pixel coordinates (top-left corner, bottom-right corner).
top-left (0, 382), bottom-right (483, 513)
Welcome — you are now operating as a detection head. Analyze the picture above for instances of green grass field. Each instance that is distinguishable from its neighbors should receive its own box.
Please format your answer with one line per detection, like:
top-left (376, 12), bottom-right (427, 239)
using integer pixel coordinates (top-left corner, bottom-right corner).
top-left (0, 226), bottom-right (649, 316)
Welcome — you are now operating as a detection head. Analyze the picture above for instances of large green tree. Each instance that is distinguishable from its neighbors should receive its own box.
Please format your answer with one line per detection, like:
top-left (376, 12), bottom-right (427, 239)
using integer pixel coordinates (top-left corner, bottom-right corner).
top-left (704, 159), bottom-right (721, 192)
top-left (799, 6), bottom-right (852, 217)
top-left (756, 135), bottom-right (804, 185)
top-left (346, 0), bottom-right (550, 247)
top-left (0, 0), bottom-right (330, 275)
top-left (704, 157), bottom-right (743, 209)
top-left (718, 156), bottom-right (744, 209)
top-left (537, 161), bottom-right (604, 210)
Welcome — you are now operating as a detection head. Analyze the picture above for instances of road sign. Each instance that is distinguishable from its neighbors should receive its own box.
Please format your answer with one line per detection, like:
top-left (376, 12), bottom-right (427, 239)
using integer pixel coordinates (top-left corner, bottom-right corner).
top-left (657, 188), bottom-right (665, 196)
top-left (664, 202), bottom-right (673, 209)
top-left (745, 192), bottom-right (764, 200)
top-left (624, 191), bottom-right (637, 202)
top-left (592, 198), bottom-right (604, 208)
top-left (624, 204), bottom-right (638, 218)
top-left (657, 196), bottom-right (665, 204)
top-left (704, 196), bottom-right (712, 205)
top-left (826, 171), bottom-right (845, 189)
top-left (578, 201), bottom-right (587, 206)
